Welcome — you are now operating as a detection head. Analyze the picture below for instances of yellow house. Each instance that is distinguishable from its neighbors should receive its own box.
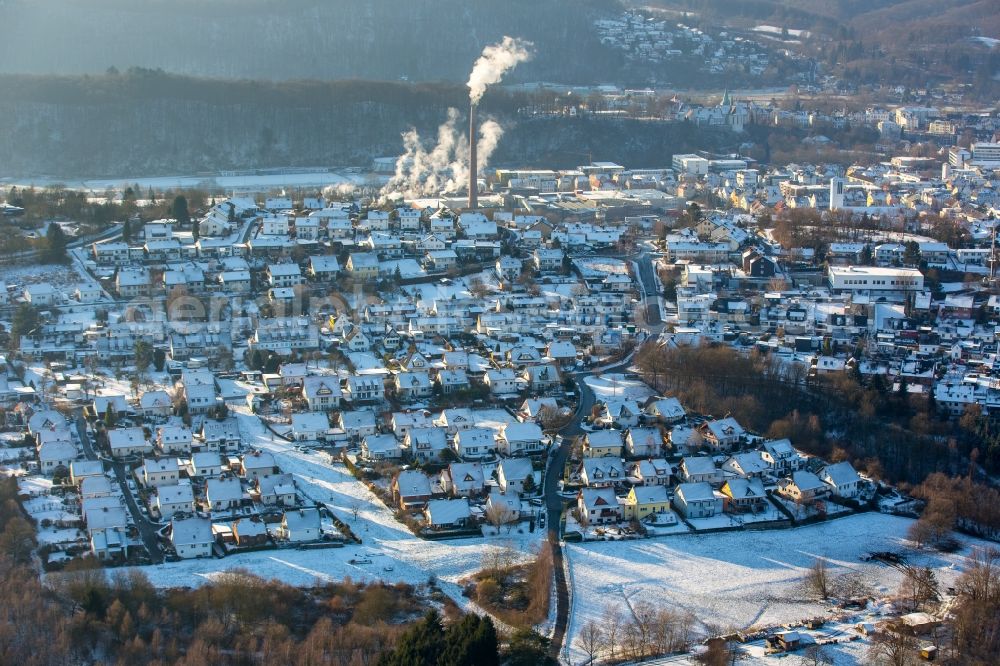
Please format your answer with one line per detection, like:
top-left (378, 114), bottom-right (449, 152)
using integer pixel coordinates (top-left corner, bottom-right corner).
top-left (622, 485), bottom-right (671, 521)
top-left (582, 430), bottom-right (623, 458)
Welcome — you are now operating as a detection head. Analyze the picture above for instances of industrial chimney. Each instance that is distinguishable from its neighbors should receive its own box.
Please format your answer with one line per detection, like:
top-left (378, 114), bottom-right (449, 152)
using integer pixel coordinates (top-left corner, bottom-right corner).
top-left (468, 102), bottom-right (478, 210)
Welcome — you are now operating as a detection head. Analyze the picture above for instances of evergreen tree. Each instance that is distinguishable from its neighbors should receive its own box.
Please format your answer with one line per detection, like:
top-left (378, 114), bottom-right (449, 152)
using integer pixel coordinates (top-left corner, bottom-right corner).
top-left (378, 609), bottom-right (444, 666)
top-left (503, 629), bottom-right (554, 666)
top-left (104, 403), bottom-right (116, 428)
top-left (440, 614), bottom-right (499, 666)
top-left (171, 195), bottom-right (191, 227)
top-left (147, 187), bottom-right (156, 202)
top-left (134, 340), bottom-right (153, 374)
top-left (192, 217), bottom-right (200, 241)
top-left (122, 217), bottom-right (133, 243)
top-left (9, 303), bottom-right (39, 350)
top-left (44, 223), bottom-right (69, 263)
top-left (152, 348), bottom-right (166, 372)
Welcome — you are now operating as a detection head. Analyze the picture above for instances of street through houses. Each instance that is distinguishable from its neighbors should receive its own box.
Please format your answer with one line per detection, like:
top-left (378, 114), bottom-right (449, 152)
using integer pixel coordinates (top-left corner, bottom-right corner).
top-left (75, 416), bottom-right (164, 563)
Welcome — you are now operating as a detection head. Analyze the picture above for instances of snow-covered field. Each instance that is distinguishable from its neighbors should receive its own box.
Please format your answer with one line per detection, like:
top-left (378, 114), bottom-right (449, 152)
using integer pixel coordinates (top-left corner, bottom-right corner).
top-left (564, 513), bottom-right (989, 665)
top-left (584, 373), bottom-right (656, 403)
top-left (135, 409), bottom-right (545, 600)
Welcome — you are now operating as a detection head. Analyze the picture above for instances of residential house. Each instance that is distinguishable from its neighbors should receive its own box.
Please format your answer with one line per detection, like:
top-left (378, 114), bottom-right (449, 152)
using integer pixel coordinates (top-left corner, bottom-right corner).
top-left (392, 470), bottom-right (433, 509)
top-left (361, 434), bottom-right (402, 462)
top-left (777, 471), bottom-right (830, 503)
top-left (232, 518), bottom-right (270, 547)
top-left (291, 412), bottom-right (330, 441)
top-left (190, 452), bottom-right (224, 478)
top-left (596, 399), bottom-right (642, 428)
top-left (198, 418), bottom-right (241, 452)
top-left (434, 408), bottom-right (475, 434)
top-left (580, 458), bottom-right (626, 488)
top-left (241, 452), bottom-right (278, 481)
top-left (345, 375), bottom-right (384, 404)
top-left (673, 482), bottom-right (723, 518)
top-left (484, 368), bottom-right (519, 395)
top-left (622, 485), bottom-right (672, 521)
top-left (338, 410), bottom-right (379, 440)
top-left (257, 473), bottom-right (297, 506)
top-left (497, 458), bottom-right (534, 495)
top-left (141, 457), bottom-right (180, 488)
top-left (627, 458), bottom-right (671, 486)
top-left (497, 422), bottom-right (544, 457)
top-left (302, 376), bottom-right (343, 411)
top-left (38, 440), bottom-right (77, 475)
top-left (170, 517), bottom-right (214, 559)
top-left (699, 417), bottom-right (745, 451)
top-left (577, 488), bottom-right (622, 525)
top-left (308, 255), bottom-right (341, 281)
top-left (155, 484), bottom-right (196, 520)
top-left (679, 456), bottom-right (724, 486)
top-left (440, 462), bottom-right (486, 498)
top-left (720, 478), bottom-right (768, 514)
top-left (206, 477), bottom-right (244, 512)
top-left (523, 364), bottom-right (560, 392)
top-left (761, 439), bottom-right (802, 472)
top-left (346, 253), bottom-right (380, 280)
top-left (267, 263), bottom-right (304, 288)
top-left (436, 369), bottom-right (470, 394)
top-left (394, 371), bottom-right (433, 401)
top-left (625, 427), bottom-right (663, 458)
top-left (582, 430), bottom-right (623, 458)
top-left (424, 498), bottom-right (472, 530)
top-left (643, 397), bottom-right (686, 424)
top-left (279, 507), bottom-right (321, 542)
top-left (139, 390), bottom-right (173, 418)
top-left (721, 451), bottom-right (770, 478)
top-left (406, 427), bottom-right (450, 462)
top-left (452, 427), bottom-right (495, 460)
top-left (818, 461), bottom-right (863, 498)
top-left (108, 427), bottom-right (152, 457)
top-left (157, 426), bottom-right (193, 455)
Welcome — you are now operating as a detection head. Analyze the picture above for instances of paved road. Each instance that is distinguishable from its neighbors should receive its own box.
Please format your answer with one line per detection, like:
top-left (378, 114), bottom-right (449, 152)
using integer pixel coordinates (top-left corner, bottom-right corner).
top-left (76, 416), bottom-right (164, 563)
top-left (635, 249), bottom-right (663, 330)
top-left (543, 354), bottom-right (646, 662)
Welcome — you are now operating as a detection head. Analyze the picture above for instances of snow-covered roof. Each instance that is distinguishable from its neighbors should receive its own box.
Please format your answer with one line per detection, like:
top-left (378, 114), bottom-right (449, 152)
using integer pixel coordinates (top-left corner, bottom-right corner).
top-left (171, 517), bottom-right (213, 546)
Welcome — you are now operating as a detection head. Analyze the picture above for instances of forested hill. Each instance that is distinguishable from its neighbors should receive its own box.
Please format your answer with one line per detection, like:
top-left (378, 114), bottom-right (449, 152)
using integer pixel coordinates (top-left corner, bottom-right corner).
top-left (0, 71), bottom-right (731, 178)
top-left (0, 0), bottom-right (624, 83)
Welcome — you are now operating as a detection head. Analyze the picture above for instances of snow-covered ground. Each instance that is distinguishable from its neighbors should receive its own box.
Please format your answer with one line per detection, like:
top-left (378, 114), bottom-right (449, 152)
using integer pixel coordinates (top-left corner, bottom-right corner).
top-left (134, 409), bottom-right (545, 600)
top-left (584, 373), bottom-right (656, 403)
top-left (753, 25), bottom-right (811, 38)
top-left (564, 513), bottom-right (990, 665)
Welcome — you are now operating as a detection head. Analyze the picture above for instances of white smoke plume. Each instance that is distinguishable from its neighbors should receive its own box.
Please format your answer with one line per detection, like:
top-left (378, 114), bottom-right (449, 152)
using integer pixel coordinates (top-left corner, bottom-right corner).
top-left (380, 36), bottom-right (532, 200)
top-left (468, 36), bottom-right (533, 104)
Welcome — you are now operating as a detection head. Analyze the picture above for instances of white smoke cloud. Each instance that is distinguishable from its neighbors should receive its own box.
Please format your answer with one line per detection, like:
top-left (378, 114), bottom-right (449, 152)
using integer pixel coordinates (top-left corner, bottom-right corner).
top-left (380, 36), bottom-right (532, 201)
top-left (468, 36), bottom-right (533, 104)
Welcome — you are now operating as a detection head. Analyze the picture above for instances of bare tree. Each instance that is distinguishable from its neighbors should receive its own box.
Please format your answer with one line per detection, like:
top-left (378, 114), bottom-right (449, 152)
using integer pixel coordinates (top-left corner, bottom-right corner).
top-left (576, 620), bottom-right (603, 665)
top-left (866, 623), bottom-right (918, 666)
top-left (832, 571), bottom-right (875, 600)
top-left (484, 502), bottom-right (518, 533)
top-left (601, 603), bottom-right (623, 662)
top-left (898, 566), bottom-right (939, 611)
top-left (799, 644), bottom-right (833, 666)
top-left (350, 499), bottom-right (361, 521)
top-left (803, 557), bottom-right (832, 599)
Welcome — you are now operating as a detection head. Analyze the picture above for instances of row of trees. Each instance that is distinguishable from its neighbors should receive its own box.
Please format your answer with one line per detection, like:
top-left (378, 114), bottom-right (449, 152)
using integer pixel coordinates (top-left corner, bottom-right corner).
top-left (576, 601), bottom-right (697, 664)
